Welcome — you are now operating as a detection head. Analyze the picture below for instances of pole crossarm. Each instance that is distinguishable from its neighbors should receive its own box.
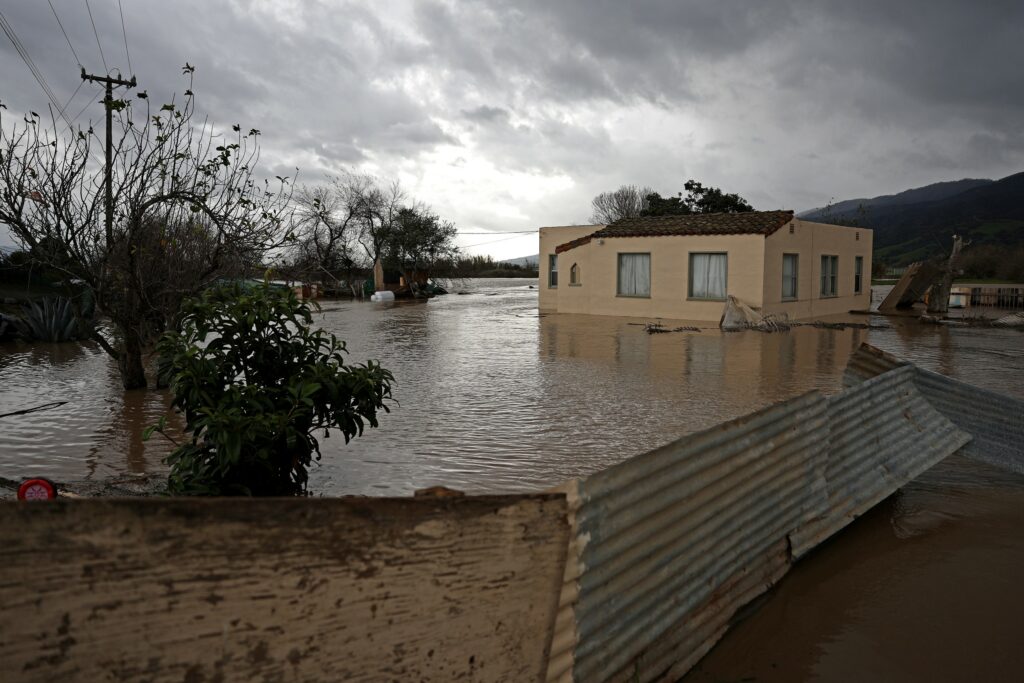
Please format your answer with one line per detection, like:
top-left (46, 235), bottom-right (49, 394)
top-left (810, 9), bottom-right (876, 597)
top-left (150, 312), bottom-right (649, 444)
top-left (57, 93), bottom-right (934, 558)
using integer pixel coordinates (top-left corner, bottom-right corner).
top-left (79, 68), bottom-right (137, 244)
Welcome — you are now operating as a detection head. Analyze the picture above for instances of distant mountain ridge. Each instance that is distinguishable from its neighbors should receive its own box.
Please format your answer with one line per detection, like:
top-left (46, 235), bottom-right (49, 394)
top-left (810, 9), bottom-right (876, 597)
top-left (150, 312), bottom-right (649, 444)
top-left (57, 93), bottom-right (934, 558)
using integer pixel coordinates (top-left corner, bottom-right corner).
top-left (800, 173), bottom-right (1024, 265)
top-left (799, 178), bottom-right (994, 219)
top-left (499, 254), bottom-right (539, 267)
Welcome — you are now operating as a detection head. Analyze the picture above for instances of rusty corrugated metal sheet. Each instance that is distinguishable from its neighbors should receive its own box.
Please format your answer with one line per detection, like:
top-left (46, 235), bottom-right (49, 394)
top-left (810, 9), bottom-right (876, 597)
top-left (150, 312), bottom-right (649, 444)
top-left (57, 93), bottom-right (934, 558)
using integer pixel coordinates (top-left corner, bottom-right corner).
top-left (789, 366), bottom-right (971, 557)
top-left (844, 343), bottom-right (1024, 473)
top-left (559, 391), bottom-right (830, 683)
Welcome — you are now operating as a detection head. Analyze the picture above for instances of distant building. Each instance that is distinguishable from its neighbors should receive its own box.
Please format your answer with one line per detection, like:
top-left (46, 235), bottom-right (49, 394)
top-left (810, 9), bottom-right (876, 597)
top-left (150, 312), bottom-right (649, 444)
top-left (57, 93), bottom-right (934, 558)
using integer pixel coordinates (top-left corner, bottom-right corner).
top-left (539, 211), bottom-right (872, 321)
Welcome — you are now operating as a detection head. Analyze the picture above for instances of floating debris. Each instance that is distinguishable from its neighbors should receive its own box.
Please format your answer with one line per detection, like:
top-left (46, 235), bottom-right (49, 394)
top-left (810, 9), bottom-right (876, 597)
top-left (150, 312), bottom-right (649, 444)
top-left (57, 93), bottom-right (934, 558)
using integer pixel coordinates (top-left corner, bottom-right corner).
top-left (644, 322), bottom-right (701, 334)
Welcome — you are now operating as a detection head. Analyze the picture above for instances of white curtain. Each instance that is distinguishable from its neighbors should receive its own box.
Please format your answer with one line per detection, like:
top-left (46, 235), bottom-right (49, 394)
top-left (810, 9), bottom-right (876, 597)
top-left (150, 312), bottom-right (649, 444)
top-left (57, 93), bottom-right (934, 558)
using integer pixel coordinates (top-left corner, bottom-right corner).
top-left (691, 253), bottom-right (726, 299)
top-left (691, 253), bottom-right (710, 298)
top-left (708, 254), bottom-right (727, 298)
top-left (783, 254), bottom-right (798, 299)
top-left (618, 254), bottom-right (651, 296)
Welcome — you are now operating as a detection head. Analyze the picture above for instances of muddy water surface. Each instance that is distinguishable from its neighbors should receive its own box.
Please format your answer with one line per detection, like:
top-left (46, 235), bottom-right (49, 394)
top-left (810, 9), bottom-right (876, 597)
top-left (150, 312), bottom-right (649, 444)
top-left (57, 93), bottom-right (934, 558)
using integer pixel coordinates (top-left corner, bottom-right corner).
top-left (684, 455), bottom-right (1024, 683)
top-left (3, 279), bottom-right (1024, 680)
top-left (1, 279), bottom-right (1022, 494)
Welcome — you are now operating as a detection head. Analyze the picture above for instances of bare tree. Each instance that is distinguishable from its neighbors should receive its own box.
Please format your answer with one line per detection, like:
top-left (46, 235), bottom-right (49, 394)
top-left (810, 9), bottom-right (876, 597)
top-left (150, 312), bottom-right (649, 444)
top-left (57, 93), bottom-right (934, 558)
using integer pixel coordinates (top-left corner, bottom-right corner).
top-left (352, 177), bottom-right (405, 272)
top-left (0, 66), bottom-right (295, 389)
top-left (590, 184), bottom-right (655, 224)
top-left (292, 183), bottom-right (361, 291)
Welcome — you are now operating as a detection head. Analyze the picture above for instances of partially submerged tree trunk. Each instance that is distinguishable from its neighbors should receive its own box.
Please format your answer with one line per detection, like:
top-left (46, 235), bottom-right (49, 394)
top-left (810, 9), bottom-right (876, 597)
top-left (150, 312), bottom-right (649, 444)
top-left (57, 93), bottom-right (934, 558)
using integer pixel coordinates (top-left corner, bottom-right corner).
top-left (927, 235), bottom-right (965, 315)
top-left (117, 328), bottom-right (148, 390)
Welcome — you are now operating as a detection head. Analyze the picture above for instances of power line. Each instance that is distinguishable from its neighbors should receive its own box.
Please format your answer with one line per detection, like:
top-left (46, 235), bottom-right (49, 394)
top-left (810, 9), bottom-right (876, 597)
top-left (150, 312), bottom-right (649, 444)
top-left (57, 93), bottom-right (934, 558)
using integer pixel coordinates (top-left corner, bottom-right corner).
top-left (84, 0), bottom-right (108, 73)
top-left (48, 0), bottom-right (82, 66)
top-left (0, 9), bottom-right (75, 128)
top-left (117, 0), bottom-right (132, 75)
top-left (62, 79), bottom-right (85, 112)
top-left (457, 230), bottom-right (535, 235)
top-left (460, 233), bottom-right (532, 249)
top-left (70, 88), bottom-right (101, 124)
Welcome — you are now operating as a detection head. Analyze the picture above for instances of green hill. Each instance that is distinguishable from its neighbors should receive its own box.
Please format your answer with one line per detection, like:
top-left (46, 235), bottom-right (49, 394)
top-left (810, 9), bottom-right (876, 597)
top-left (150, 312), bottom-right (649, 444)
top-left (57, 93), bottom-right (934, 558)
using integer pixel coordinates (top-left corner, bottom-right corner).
top-left (801, 172), bottom-right (1024, 267)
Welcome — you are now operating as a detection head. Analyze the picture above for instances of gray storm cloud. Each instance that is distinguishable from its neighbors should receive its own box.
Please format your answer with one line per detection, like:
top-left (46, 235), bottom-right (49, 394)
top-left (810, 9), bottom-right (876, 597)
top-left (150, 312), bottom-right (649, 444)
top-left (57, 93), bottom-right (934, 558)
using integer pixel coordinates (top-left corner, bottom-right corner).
top-left (1, 0), bottom-right (1022, 256)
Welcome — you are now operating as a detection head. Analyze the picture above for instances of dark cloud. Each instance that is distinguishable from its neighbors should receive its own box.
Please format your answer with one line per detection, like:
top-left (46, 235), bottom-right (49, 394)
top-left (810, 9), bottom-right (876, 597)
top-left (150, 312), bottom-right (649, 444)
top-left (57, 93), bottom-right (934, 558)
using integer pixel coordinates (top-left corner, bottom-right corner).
top-left (1, 0), bottom-right (1022, 253)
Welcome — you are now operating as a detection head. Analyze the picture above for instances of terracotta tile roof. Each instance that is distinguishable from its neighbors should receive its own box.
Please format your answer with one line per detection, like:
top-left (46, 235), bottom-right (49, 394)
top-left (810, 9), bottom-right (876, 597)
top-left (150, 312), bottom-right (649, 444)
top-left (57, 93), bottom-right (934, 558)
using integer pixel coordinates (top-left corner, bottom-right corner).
top-left (554, 210), bottom-right (794, 254)
top-left (554, 235), bottom-right (592, 254)
top-left (599, 210), bottom-right (794, 238)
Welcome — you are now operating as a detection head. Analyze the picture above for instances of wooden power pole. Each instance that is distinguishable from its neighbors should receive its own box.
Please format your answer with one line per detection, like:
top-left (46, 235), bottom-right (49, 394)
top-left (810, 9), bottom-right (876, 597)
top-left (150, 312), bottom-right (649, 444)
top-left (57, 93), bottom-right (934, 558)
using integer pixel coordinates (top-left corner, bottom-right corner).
top-left (80, 68), bottom-right (136, 241)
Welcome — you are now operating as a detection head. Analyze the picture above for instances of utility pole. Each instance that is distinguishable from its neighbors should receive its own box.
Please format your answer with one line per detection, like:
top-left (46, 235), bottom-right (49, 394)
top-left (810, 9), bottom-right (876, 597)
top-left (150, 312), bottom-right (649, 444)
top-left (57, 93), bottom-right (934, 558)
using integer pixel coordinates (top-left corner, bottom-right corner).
top-left (80, 68), bottom-right (136, 241)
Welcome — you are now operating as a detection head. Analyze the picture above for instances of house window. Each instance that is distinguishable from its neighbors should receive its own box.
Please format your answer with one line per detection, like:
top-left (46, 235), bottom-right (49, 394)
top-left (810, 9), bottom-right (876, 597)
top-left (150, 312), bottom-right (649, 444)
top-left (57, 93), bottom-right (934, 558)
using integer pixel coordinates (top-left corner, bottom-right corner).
top-left (570, 263), bottom-right (580, 286)
top-left (689, 253), bottom-right (728, 300)
top-left (854, 256), bottom-right (863, 294)
top-left (782, 253), bottom-right (799, 300)
top-left (789, 223), bottom-right (795, 234)
top-left (548, 254), bottom-right (557, 288)
top-left (617, 253), bottom-right (651, 297)
top-left (820, 255), bottom-right (838, 297)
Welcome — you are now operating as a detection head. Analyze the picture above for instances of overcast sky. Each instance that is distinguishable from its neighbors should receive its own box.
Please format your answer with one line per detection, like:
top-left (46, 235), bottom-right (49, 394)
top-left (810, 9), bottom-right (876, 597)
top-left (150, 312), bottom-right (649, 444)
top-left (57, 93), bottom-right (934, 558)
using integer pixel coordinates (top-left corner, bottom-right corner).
top-left (2, 0), bottom-right (1022, 259)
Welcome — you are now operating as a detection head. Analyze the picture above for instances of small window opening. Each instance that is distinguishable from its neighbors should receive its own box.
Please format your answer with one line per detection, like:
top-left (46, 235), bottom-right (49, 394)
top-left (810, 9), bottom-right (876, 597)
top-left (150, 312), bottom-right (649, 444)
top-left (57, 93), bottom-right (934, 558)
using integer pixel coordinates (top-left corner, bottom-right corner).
top-left (570, 263), bottom-right (580, 285)
top-left (789, 223), bottom-right (795, 234)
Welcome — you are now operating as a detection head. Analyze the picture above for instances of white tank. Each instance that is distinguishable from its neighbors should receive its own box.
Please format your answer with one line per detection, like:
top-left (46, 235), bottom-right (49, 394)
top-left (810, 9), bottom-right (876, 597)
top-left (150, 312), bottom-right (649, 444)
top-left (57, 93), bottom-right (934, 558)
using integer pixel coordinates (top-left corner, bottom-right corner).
top-left (372, 290), bottom-right (396, 302)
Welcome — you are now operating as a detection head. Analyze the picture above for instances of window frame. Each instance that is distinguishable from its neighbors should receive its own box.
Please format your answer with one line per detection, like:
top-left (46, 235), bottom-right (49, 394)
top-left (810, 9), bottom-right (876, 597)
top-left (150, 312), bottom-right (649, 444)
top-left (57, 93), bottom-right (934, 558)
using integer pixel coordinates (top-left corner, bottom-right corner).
top-left (569, 262), bottom-right (581, 286)
top-left (687, 252), bottom-right (729, 301)
top-left (782, 253), bottom-right (799, 301)
top-left (548, 254), bottom-right (558, 288)
top-left (820, 254), bottom-right (839, 298)
top-left (616, 252), bottom-right (652, 298)
top-left (854, 255), bottom-right (863, 294)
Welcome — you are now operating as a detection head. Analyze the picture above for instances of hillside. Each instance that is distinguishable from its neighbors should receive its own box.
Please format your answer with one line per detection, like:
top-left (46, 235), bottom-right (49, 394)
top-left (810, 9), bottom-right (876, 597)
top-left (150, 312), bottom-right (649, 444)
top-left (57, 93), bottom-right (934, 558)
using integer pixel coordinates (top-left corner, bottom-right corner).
top-left (802, 173), bottom-right (1024, 265)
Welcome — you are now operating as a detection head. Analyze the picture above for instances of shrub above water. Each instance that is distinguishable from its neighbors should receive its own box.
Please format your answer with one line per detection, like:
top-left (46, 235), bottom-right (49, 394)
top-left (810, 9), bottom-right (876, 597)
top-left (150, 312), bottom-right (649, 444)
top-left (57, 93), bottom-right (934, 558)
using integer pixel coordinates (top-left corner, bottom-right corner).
top-left (151, 282), bottom-right (393, 496)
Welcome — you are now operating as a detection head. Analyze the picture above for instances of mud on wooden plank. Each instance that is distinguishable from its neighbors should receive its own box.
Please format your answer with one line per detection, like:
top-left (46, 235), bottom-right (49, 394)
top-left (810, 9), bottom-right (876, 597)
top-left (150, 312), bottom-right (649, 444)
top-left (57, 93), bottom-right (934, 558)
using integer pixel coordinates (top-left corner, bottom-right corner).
top-left (0, 495), bottom-right (570, 682)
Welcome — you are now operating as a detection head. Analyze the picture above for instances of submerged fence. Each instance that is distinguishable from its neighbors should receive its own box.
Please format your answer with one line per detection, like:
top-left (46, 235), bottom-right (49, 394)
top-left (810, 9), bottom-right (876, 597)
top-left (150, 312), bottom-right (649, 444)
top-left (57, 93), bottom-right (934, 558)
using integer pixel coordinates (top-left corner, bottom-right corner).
top-left (3, 344), bottom-right (1020, 682)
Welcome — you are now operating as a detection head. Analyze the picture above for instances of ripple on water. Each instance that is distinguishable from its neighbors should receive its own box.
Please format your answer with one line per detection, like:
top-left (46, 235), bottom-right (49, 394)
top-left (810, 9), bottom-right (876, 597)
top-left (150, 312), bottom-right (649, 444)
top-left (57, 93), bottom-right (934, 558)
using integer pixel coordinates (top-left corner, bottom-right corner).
top-left (3, 278), bottom-right (1023, 494)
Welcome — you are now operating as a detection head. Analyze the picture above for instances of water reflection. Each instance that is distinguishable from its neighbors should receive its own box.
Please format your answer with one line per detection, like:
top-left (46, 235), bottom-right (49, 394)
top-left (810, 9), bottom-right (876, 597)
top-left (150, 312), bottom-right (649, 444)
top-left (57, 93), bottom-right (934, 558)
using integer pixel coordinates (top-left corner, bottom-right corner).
top-left (1, 279), bottom-right (1022, 494)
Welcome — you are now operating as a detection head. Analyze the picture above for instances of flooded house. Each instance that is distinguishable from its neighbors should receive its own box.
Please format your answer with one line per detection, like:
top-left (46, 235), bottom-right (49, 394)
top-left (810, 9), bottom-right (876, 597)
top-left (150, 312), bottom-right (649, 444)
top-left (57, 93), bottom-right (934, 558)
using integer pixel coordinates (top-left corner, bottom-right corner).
top-left (539, 210), bottom-right (872, 321)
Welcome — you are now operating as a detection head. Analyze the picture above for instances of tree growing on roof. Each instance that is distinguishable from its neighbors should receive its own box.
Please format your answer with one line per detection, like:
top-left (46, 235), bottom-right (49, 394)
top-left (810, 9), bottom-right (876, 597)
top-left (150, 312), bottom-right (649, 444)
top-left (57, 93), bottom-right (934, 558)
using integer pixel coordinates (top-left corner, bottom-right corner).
top-left (0, 66), bottom-right (295, 389)
top-left (642, 179), bottom-right (754, 216)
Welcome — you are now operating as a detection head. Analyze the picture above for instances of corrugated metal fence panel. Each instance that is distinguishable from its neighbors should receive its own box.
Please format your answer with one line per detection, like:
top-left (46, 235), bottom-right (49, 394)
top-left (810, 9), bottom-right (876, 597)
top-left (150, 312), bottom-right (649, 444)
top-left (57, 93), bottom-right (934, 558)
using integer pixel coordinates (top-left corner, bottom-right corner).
top-left (910, 368), bottom-right (1024, 474)
top-left (567, 391), bottom-right (830, 683)
top-left (790, 366), bottom-right (971, 558)
top-left (842, 342), bottom-right (907, 387)
top-left (843, 343), bottom-right (1024, 474)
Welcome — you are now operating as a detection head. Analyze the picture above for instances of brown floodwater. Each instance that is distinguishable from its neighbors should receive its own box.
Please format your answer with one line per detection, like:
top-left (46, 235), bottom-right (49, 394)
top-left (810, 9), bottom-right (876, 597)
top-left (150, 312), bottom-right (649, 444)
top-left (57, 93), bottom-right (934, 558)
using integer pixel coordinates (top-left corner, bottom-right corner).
top-left (683, 455), bottom-right (1024, 683)
top-left (1, 279), bottom-right (1022, 494)
top-left (2, 279), bottom-right (1023, 680)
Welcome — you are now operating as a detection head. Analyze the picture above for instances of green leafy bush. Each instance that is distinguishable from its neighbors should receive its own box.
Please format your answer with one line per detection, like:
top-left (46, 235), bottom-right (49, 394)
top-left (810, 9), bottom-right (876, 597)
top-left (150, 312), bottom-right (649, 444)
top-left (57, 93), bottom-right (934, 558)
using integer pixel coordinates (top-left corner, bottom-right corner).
top-left (152, 282), bottom-right (393, 496)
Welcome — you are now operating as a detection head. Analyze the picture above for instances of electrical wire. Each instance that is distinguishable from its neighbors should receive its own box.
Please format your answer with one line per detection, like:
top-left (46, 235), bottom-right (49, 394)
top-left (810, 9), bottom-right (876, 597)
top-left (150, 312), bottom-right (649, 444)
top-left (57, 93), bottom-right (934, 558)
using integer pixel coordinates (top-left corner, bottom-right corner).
top-left (0, 9), bottom-right (75, 128)
top-left (84, 0), bottom-right (108, 73)
top-left (460, 233), bottom-right (532, 249)
top-left (70, 88), bottom-right (101, 124)
top-left (62, 79), bottom-right (85, 113)
top-left (456, 230), bottom-right (535, 235)
top-left (117, 0), bottom-right (132, 75)
top-left (48, 0), bottom-right (82, 66)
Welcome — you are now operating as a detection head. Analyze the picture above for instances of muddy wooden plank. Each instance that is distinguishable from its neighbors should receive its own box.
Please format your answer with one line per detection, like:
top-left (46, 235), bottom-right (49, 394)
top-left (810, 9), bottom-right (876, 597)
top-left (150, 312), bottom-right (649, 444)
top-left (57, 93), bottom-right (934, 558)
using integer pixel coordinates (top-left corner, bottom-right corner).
top-left (0, 495), bottom-right (569, 682)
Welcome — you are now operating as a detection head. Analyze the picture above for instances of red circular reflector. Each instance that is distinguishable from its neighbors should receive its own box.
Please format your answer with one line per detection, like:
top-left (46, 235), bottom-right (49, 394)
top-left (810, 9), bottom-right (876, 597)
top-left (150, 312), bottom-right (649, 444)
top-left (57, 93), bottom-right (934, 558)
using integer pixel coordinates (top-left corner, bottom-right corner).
top-left (17, 478), bottom-right (57, 501)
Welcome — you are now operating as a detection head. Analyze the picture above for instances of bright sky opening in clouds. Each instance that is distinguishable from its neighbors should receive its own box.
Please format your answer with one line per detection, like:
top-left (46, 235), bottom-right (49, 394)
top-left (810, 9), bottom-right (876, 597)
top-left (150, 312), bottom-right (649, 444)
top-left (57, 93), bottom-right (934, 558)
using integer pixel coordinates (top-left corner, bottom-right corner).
top-left (2, 0), bottom-right (1023, 260)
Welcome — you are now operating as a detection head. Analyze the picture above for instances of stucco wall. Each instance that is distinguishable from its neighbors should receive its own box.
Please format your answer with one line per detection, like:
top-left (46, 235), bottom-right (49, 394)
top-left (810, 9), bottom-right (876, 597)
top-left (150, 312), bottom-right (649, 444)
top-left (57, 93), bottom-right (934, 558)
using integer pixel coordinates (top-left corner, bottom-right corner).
top-left (539, 225), bottom-right (603, 311)
top-left (762, 219), bottom-right (873, 318)
top-left (554, 234), bottom-right (767, 321)
top-left (0, 496), bottom-right (569, 682)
